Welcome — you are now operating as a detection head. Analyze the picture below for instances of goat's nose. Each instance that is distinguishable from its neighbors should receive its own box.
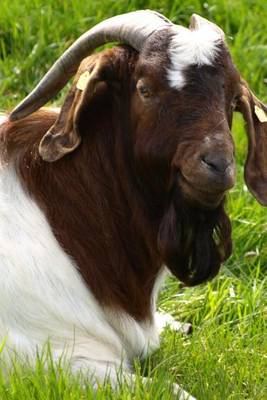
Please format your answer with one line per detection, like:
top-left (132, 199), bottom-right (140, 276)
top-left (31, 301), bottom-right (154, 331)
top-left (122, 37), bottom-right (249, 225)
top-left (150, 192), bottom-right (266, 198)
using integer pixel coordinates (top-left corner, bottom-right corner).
top-left (201, 154), bottom-right (233, 174)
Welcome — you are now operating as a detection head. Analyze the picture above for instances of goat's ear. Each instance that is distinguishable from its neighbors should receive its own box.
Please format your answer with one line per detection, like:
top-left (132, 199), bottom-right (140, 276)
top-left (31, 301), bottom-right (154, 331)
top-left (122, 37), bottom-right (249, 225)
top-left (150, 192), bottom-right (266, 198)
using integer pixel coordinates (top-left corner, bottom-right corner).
top-left (39, 59), bottom-right (109, 162)
top-left (236, 80), bottom-right (267, 205)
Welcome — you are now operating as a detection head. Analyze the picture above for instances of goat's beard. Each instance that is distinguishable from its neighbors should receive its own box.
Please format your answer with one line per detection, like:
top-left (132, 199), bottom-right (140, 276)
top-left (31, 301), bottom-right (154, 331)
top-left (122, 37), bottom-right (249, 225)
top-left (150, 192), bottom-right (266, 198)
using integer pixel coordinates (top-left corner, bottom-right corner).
top-left (157, 185), bottom-right (232, 286)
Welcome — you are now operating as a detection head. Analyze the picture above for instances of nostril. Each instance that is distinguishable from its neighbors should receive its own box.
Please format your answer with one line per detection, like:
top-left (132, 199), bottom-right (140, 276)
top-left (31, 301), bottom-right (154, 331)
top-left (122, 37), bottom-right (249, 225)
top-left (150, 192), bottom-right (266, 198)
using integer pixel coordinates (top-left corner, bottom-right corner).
top-left (202, 156), bottom-right (218, 171)
top-left (201, 155), bottom-right (232, 173)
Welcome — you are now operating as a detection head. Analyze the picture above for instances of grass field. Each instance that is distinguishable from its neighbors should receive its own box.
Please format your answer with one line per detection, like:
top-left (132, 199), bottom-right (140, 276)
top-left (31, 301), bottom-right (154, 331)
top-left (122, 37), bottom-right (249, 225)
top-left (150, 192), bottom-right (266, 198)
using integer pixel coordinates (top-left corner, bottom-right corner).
top-left (0, 0), bottom-right (266, 399)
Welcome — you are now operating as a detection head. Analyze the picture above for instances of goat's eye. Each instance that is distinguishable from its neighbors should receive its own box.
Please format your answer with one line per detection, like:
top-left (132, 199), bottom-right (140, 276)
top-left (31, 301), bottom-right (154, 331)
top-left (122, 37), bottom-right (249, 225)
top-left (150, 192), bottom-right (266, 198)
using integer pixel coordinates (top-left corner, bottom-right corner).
top-left (136, 80), bottom-right (152, 99)
top-left (138, 85), bottom-right (151, 98)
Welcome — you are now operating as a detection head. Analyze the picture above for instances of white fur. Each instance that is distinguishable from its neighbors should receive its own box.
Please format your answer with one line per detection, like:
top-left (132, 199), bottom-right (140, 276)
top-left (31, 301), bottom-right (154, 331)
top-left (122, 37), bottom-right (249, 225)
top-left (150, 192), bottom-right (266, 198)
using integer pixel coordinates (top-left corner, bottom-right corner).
top-left (0, 114), bottom-right (7, 125)
top-left (155, 311), bottom-right (192, 335)
top-left (167, 25), bottom-right (222, 89)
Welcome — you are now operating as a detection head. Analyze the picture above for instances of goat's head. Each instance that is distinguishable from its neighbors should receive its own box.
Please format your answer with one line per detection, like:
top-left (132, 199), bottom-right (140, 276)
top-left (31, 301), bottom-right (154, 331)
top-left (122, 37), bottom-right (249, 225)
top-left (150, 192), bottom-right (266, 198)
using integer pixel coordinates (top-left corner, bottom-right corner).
top-left (131, 21), bottom-right (237, 211)
top-left (10, 10), bottom-right (267, 286)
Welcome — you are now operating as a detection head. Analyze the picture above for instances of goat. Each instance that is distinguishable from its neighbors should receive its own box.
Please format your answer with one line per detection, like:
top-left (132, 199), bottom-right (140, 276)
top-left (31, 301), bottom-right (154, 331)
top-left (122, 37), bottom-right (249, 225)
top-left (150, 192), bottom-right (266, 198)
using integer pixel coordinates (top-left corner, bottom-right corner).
top-left (0, 10), bottom-right (266, 399)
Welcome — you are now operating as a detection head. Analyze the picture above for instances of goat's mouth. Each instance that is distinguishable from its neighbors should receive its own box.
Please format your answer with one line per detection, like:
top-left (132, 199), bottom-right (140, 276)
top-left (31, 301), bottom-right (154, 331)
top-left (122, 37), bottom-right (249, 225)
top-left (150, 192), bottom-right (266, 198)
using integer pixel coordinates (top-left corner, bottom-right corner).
top-left (178, 172), bottom-right (227, 209)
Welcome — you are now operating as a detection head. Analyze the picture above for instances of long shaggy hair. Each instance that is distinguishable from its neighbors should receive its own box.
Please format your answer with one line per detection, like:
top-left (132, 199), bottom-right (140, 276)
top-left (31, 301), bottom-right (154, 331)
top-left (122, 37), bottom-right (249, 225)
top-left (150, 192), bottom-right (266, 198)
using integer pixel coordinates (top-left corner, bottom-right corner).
top-left (158, 182), bottom-right (232, 286)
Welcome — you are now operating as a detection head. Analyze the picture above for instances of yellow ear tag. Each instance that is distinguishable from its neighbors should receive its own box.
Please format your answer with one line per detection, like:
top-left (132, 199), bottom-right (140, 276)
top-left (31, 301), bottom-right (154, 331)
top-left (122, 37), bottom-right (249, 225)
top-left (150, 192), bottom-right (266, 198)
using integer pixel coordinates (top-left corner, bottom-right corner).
top-left (76, 71), bottom-right (90, 91)
top-left (254, 105), bottom-right (267, 123)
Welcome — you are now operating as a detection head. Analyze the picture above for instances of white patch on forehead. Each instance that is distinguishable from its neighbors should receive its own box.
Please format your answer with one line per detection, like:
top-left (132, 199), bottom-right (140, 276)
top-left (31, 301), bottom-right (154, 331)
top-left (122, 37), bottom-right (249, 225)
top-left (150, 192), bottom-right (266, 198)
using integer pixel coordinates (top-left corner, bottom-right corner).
top-left (167, 25), bottom-right (222, 90)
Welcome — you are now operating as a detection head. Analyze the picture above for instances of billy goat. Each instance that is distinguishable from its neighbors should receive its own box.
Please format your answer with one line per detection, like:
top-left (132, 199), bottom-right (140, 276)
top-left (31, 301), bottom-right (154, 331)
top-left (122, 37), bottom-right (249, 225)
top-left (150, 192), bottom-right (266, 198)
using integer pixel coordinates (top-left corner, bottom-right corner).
top-left (0, 10), bottom-right (266, 399)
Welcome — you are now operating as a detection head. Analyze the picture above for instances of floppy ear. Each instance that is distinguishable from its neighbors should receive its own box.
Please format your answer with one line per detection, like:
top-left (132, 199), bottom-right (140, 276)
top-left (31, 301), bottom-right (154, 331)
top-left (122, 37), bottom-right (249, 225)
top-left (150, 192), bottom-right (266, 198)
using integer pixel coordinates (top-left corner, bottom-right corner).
top-left (236, 80), bottom-right (267, 205)
top-left (39, 57), bottom-right (110, 162)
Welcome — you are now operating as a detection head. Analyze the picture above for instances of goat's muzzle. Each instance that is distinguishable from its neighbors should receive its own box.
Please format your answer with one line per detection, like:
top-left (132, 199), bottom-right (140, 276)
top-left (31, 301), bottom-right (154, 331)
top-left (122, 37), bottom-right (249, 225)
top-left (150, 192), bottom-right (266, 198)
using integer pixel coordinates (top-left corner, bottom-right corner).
top-left (177, 141), bottom-right (236, 209)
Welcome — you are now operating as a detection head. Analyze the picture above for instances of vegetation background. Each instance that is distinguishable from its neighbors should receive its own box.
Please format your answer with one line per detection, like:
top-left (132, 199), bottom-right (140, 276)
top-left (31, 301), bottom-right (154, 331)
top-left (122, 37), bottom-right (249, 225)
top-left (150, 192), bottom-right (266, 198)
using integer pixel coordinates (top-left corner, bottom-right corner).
top-left (0, 0), bottom-right (266, 399)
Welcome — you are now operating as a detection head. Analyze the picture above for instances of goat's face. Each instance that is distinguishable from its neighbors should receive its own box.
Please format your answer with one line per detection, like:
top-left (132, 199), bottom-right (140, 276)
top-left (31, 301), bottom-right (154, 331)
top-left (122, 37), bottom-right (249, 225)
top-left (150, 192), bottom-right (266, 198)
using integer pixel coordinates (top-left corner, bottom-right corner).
top-left (131, 30), bottom-right (240, 209)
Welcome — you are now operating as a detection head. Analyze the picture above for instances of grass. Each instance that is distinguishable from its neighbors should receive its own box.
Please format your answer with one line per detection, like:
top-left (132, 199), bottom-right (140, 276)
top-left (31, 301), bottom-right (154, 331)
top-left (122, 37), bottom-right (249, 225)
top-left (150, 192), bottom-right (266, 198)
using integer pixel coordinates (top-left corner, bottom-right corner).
top-left (0, 0), bottom-right (266, 399)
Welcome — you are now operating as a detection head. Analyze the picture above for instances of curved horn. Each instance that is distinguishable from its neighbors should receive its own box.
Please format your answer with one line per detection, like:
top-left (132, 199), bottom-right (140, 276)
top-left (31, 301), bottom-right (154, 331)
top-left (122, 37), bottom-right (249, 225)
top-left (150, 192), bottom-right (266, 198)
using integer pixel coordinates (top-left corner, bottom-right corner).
top-left (10, 10), bottom-right (172, 121)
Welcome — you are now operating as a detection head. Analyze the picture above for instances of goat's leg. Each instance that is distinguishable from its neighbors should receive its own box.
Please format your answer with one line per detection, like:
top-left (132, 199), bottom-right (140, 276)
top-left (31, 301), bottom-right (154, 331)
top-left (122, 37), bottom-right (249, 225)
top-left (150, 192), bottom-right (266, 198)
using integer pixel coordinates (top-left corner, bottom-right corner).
top-left (155, 311), bottom-right (192, 335)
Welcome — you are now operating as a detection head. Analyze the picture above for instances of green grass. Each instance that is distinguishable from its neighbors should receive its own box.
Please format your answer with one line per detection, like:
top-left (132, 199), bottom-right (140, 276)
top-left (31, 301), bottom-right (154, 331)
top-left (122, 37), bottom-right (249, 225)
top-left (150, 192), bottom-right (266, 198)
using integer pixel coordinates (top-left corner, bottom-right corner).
top-left (0, 0), bottom-right (267, 399)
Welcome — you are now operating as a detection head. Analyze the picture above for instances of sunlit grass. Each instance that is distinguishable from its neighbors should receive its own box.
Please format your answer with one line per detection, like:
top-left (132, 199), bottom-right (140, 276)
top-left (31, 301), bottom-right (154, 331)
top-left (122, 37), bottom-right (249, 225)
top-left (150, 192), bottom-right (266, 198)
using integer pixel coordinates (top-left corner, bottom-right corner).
top-left (0, 0), bottom-right (266, 399)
